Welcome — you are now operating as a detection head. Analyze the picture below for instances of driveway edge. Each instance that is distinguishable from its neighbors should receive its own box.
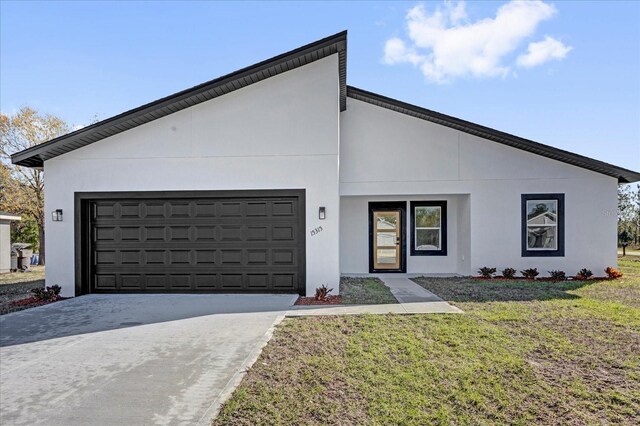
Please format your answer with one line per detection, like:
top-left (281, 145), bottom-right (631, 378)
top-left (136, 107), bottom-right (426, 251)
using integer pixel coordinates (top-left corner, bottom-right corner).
top-left (197, 312), bottom-right (288, 425)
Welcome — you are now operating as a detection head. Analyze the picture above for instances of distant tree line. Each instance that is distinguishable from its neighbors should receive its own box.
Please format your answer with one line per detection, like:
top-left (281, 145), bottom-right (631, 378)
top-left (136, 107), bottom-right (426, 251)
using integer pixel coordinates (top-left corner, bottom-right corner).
top-left (618, 184), bottom-right (640, 253)
top-left (1, 107), bottom-right (72, 265)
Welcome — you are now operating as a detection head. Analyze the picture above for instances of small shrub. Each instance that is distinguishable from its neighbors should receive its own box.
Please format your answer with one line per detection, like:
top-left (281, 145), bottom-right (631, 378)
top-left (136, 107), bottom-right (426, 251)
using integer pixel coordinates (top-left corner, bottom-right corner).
top-left (605, 267), bottom-right (623, 279)
top-left (521, 268), bottom-right (539, 280)
top-left (31, 285), bottom-right (62, 302)
top-left (548, 270), bottom-right (566, 281)
top-left (478, 267), bottom-right (497, 279)
top-left (314, 284), bottom-right (333, 301)
top-left (575, 268), bottom-right (593, 280)
top-left (501, 268), bottom-right (516, 279)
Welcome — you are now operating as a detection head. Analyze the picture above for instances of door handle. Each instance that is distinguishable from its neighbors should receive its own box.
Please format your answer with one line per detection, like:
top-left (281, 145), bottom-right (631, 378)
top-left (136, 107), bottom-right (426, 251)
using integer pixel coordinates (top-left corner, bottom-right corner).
top-left (396, 237), bottom-right (400, 245)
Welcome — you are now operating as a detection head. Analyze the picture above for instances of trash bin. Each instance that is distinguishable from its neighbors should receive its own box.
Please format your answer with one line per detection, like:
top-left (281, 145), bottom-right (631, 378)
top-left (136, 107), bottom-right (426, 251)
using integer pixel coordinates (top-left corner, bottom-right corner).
top-left (11, 243), bottom-right (32, 271)
top-left (17, 250), bottom-right (25, 270)
top-left (10, 251), bottom-right (18, 272)
top-left (31, 253), bottom-right (39, 265)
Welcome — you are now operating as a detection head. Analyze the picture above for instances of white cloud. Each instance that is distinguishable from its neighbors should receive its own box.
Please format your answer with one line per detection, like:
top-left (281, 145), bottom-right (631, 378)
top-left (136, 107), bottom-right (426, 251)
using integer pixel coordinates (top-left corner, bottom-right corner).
top-left (517, 36), bottom-right (572, 68)
top-left (383, 1), bottom-right (571, 83)
top-left (384, 38), bottom-right (424, 66)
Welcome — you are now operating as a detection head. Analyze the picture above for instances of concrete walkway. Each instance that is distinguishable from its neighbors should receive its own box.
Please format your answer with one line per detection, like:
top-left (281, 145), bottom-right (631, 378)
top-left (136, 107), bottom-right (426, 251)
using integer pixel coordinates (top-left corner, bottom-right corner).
top-left (288, 276), bottom-right (461, 316)
top-left (379, 276), bottom-right (445, 303)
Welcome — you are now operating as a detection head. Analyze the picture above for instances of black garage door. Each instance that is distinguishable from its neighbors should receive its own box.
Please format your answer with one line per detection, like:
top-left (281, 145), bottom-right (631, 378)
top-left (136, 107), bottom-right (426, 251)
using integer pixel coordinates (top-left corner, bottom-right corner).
top-left (78, 190), bottom-right (305, 294)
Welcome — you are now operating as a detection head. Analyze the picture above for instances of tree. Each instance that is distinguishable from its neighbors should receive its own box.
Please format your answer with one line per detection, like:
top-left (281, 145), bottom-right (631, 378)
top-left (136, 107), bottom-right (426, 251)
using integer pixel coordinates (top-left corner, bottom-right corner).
top-left (0, 107), bottom-right (71, 265)
top-left (618, 183), bottom-right (640, 250)
top-left (619, 230), bottom-right (631, 256)
top-left (11, 214), bottom-right (40, 249)
top-left (634, 184), bottom-right (640, 245)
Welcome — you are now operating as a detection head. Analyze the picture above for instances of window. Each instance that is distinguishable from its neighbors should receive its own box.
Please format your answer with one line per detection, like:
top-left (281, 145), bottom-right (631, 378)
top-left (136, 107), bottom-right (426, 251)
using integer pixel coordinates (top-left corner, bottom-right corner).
top-left (410, 201), bottom-right (447, 256)
top-left (521, 194), bottom-right (564, 257)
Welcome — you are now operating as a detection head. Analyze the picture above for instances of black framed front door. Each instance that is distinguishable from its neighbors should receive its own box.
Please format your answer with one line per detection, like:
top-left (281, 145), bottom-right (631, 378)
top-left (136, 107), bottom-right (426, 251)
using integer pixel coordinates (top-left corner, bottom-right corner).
top-left (368, 201), bottom-right (406, 273)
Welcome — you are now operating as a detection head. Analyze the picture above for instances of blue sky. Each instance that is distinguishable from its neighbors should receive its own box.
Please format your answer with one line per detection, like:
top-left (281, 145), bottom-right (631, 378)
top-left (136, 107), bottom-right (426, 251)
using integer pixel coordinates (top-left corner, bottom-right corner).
top-left (1, 1), bottom-right (639, 172)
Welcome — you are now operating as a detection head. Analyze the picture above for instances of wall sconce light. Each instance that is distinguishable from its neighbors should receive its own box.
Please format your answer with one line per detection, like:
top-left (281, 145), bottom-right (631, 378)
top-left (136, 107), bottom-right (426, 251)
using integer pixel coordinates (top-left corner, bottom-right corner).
top-left (52, 209), bottom-right (63, 222)
top-left (319, 206), bottom-right (326, 220)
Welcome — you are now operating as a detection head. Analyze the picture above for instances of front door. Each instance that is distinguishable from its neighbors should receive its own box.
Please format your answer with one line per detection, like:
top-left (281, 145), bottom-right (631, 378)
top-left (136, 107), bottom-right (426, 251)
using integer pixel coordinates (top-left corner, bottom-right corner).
top-left (369, 202), bottom-right (406, 273)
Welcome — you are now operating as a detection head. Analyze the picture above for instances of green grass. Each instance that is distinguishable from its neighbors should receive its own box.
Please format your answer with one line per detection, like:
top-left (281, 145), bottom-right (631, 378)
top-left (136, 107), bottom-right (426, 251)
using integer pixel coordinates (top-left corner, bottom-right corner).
top-left (0, 266), bottom-right (45, 285)
top-left (214, 261), bottom-right (640, 425)
top-left (340, 277), bottom-right (397, 305)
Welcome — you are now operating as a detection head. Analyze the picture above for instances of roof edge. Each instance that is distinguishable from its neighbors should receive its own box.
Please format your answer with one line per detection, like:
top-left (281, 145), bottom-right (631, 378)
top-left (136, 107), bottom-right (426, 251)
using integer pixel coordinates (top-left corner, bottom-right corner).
top-left (12, 31), bottom-right (348, 167)
top-left (346, 86), bottom-right (640, 183)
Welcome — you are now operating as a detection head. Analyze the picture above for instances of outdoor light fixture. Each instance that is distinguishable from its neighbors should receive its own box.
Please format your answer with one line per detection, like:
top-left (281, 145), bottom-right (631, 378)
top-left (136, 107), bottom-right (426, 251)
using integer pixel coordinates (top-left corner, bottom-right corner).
top-left (319, 206), bottom-right (326, 220)
top-left (51, 209), bottom-right (63, 222)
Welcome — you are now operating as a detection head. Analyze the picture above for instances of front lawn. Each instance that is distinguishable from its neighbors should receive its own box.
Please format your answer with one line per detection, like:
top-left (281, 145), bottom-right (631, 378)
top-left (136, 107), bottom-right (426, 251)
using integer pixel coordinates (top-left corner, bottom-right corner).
top-left (0, 265), bottom-right (45, 285)
top-left (214, 260), bottom-right (640, 425)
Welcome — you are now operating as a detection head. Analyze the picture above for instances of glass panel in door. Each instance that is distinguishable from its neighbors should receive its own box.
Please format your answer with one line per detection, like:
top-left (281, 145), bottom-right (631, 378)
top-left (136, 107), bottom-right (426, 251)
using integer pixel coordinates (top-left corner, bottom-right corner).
top-left (373, 211), bottom-right (400, 270)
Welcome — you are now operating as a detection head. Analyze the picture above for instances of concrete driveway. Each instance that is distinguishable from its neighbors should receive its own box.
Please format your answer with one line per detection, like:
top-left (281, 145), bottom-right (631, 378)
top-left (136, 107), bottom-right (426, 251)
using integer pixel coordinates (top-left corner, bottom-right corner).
top-left (0, 293), bottom-right (296, 426)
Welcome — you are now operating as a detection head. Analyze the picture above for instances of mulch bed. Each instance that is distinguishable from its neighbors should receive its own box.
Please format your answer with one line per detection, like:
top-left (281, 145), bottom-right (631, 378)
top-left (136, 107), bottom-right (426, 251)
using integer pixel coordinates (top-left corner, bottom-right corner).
top-left (0, 280), bottom-right (46, 315)
top-left (473, 276), bottom-right (610, 281)
top-left (294, 295), bottom-right (343, 305)
top-left (9, 296), bottom-right (67, 308)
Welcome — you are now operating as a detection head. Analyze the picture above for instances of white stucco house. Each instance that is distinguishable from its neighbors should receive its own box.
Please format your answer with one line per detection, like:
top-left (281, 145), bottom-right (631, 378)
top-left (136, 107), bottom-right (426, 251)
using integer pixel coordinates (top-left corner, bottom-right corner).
top-left (11, 32), bottom-right (640, 297)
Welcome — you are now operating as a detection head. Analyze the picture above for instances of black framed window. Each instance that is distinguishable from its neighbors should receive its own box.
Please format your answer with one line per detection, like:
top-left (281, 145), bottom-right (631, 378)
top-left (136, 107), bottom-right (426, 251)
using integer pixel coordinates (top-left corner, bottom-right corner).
top-left (521, 193), bottom-right (564, 257)
top-left (410, 201), bottom-right (447, 256)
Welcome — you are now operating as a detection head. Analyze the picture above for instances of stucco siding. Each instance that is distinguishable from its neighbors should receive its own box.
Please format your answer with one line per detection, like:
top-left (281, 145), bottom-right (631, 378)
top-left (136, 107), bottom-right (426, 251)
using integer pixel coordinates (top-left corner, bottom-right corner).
top-left (44, 55), bottom-right (341, 297)
top-left (339, 97), bottom-right (618, 276)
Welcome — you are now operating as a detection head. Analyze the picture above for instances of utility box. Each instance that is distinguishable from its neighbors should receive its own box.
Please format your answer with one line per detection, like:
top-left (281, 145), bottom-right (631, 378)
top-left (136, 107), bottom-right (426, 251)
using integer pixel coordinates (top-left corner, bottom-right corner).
top-left (1, 212), bottom-right (22, 274)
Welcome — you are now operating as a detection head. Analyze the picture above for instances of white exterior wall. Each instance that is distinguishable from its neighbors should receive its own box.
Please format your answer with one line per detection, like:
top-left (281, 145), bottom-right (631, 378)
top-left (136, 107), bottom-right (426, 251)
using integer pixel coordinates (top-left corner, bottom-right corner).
top-left (44, 55), bottom-right (341, 297)
top-left (339, 98), bottom-right (618, 276)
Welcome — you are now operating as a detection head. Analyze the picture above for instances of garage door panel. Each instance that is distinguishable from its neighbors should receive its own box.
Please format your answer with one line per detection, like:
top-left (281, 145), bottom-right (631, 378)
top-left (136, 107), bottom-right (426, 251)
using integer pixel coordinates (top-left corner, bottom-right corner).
top-left (146, 250), bottom-right (166, 264)
top-left (195, 250), bottom-right (216, 264)
top-left (246, 202), bottom-right (268, 216)
top-left (247, 249), bottom-right (268, 265)
top-left (92, 272), bottom-right (299, 292)
top-left (144, 202), bottom-right (166, 218)
top-left (93, 249), bottom-right (299, 268)
top-left (94, 226), bottom-right (116, 242)
top-left (272, 226), bottom-right (295, 240)
top-left (122, 274), bottom-right (143, 289)
top-left (194, 226), bottom-right (216, 241)
top-left (146, 275), bottom-right (167, 289)
top-left (119, 203), bottom-right (142, 218)
top-left (194, 274), bottom-right (217, 289)
top-left (273, 274), bottom-right (296, 289)
top-left (220, 202), bottom-right (242, 217)
top-left (87, 192), bottom-right (304, 293)
top-left (94, 274), bottom-right (117, 290)
top-left (220, 274), bottom-right (243, 289)
top-left (272, 201), bottom-right (295, 216)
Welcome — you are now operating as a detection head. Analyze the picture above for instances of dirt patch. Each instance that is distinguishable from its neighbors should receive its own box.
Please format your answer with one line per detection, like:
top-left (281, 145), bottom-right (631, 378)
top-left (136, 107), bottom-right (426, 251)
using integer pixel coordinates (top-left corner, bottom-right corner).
top-left (521, 316), bottom-right (640, 425)
top-left (295, 295), bottom-right (343, 305)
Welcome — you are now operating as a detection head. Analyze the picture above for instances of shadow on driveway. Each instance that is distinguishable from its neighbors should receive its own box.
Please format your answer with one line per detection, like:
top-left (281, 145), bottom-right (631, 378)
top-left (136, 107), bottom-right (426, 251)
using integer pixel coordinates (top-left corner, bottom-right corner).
top-left (0, 293), bottom-right (297, 347)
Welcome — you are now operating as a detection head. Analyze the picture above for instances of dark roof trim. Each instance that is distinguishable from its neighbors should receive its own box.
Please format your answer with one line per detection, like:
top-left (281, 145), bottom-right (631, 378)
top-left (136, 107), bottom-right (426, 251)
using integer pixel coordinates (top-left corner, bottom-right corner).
top-left (12, 31), bottom-right (348, 168)
top-left (347, 86), bottom-right (640, 183)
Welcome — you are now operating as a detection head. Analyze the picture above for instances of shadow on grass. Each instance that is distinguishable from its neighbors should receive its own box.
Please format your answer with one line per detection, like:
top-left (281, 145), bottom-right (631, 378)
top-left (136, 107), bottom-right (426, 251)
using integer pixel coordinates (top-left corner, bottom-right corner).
top-left (411, 276), bottom-right (596, 303)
